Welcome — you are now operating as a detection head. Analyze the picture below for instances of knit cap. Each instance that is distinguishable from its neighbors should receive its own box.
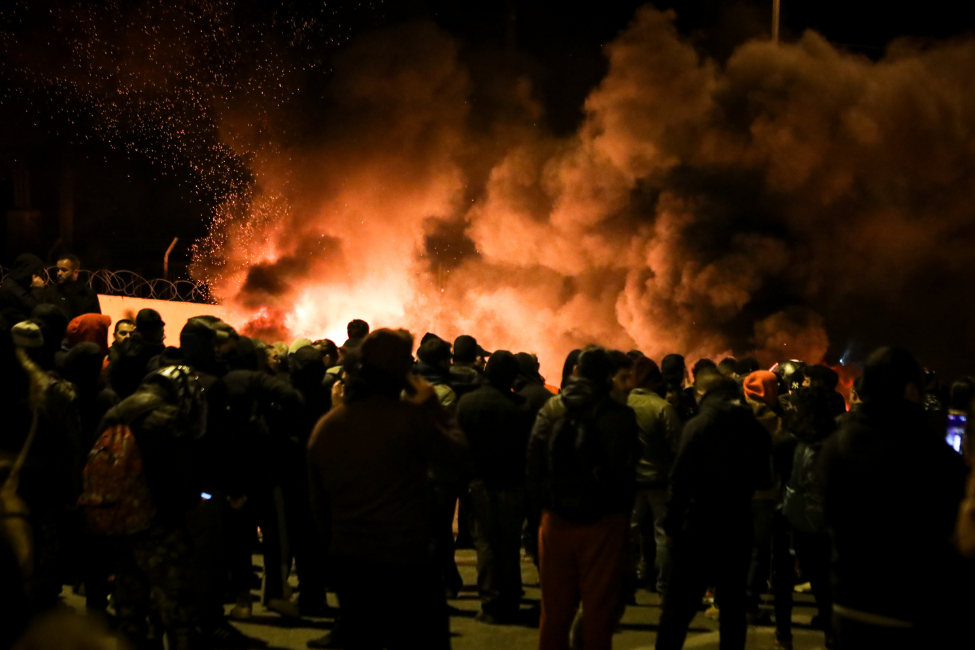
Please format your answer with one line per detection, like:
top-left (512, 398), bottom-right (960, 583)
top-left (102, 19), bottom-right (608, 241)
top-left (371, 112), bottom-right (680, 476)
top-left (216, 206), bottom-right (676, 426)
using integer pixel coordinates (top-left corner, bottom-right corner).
top-left (11, 321), bottom-right (43, 349)
top-left (744, 370), bottom-right (779, 408)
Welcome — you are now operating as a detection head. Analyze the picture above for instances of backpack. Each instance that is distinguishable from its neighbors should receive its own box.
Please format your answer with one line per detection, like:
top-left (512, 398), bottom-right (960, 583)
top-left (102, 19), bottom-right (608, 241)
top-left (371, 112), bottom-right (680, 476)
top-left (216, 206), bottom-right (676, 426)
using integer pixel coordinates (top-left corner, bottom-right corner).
top-left (782, 442), bottom-right (826, 534)
top-left (547, 399), bottom-right (610, 523)
top-left (77, 407), bottom-right (158, 536)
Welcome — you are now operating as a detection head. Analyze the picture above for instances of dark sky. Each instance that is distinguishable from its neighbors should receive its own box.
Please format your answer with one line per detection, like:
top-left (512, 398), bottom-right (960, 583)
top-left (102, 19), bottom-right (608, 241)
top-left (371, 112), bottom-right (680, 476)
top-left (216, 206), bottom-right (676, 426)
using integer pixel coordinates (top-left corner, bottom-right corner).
top-left (1, 0), bottom-right (973, 276)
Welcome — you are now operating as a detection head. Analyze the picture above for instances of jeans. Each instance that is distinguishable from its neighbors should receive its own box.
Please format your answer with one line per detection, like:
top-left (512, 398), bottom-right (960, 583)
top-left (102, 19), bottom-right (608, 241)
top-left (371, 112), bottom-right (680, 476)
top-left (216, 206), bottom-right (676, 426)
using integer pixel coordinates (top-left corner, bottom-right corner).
top-left (538, 511), bottom-right (628, 650)
top-left (631, 488), bottom-right (672, 595)
top-left (656, 527), bottom-right (752, 650)
top-left (468, 483), bottom-right (525, 617)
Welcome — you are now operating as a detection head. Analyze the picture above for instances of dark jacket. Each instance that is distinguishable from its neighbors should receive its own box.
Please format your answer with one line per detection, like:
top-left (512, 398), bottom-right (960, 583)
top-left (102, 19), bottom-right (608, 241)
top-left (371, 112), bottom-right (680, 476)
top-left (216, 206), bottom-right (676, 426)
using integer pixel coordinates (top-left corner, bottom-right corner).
top-left (307, 394), bottom-right (467, 564)
top-left (222, 368), bottom-right (303, 495)
top-left (820, 399), bottom-right (968, 626)
top-left (526, 377), bottom-right (639, 521)
top-left (628, 388), bottom-right (683, 487)
top-left (515, 378), bottom-right (555, 414)
top-left (664, 387), bottom-right (773, 539)
top-left (0, 254), bottom-right (45, 321)
top-left (449, 363), bottom-right (483, 400)
top-left (44, 280), bottom-right (101, 320)
top-left (456, 384), bottom-right (534, 490)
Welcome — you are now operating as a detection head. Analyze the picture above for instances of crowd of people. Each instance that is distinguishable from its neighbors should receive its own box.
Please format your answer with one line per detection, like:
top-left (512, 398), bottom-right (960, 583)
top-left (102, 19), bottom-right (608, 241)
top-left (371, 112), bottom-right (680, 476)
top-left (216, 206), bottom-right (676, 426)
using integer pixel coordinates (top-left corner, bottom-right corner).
top-left (1, 252), bottom-right (975, 650)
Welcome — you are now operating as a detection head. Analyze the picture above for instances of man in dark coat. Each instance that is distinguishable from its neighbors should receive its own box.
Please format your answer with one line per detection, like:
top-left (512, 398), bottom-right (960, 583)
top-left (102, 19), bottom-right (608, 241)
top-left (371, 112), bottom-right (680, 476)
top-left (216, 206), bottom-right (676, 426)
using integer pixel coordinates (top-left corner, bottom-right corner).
top-left (655, 370), bottom-right (773, 650)
top-left (456, 350), bottom-right (535, 624)
top-left (46, 254), bottom-right (101, 319)
top-left (821, 347), bottom-right (969, 648)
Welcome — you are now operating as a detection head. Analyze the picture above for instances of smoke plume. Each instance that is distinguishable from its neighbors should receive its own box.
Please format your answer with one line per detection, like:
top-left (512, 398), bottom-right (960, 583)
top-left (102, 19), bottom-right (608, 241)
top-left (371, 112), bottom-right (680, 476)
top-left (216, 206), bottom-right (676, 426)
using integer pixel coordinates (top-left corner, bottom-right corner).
top-left (192, 7), bottom-right (975, 378)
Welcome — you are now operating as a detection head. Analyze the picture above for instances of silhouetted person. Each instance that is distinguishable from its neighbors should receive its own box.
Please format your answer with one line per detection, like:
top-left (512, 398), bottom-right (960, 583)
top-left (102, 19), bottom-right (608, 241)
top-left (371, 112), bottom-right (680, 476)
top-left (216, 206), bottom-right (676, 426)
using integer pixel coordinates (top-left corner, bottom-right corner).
top-left (457, 350), bottom-right (534, 624)
top-left (655, 370), bottom-right (772, 650)
top-left (821, 347), bottom-right (969, 648)
top-left (528, 346), bottom-right (638, 650)
top-left (47, 254), bottom-right (101, 319)
top-left (308, 329), bottom-right (467, 650)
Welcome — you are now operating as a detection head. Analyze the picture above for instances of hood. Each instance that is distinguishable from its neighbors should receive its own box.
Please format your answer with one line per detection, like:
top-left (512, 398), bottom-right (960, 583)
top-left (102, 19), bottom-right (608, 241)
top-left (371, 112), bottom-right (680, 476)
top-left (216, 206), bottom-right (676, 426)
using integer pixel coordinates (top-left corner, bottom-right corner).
top-left (67, 313), bottom-right (111, 356)
top-left (225, 336), bottom-right (258, 371)
top-left (290, 345), bottom-right (326, 391)
top-left (10, 254), bottom-right (45, 285)
top-left (515, 352), bottom-right (545, 386)
top-left (561, 376), bottom-right (602, 413)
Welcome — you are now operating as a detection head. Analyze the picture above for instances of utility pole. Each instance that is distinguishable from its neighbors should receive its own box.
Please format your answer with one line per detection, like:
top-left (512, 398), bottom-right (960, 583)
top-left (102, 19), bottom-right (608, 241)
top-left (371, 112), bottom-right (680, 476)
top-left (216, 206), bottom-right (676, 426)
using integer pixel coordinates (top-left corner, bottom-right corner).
top-left (772, 0), bottom-right (781, 44)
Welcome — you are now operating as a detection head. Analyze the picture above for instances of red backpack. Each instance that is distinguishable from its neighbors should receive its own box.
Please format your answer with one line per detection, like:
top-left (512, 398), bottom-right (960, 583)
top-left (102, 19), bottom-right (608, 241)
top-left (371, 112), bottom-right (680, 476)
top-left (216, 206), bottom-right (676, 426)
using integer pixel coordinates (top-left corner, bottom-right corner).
top-left (78, 420), bottom-right (157, 535)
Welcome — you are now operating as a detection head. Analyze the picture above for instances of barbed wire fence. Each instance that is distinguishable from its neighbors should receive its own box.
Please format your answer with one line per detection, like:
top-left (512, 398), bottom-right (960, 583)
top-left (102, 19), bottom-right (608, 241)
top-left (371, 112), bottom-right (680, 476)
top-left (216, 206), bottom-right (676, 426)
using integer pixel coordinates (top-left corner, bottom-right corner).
top-left (0, 267), bottom-right (215, 304)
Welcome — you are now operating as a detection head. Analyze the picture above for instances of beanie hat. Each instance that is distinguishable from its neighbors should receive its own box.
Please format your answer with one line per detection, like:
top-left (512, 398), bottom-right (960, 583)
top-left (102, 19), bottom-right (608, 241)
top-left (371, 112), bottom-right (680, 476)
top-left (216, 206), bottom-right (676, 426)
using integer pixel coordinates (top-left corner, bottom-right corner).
top-left (67, 313), bottom-right (112, 356)
top-left (11, 321), bottom-right (43, 349)
top-left (744, 370), bottom-right (780, 408)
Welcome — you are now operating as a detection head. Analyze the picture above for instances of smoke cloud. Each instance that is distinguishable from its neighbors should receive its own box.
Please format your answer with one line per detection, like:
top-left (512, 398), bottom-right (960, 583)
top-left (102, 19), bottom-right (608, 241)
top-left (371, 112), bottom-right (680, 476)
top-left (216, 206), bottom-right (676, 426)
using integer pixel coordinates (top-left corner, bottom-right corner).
top-left (193, 7), bottom-right (975, 379)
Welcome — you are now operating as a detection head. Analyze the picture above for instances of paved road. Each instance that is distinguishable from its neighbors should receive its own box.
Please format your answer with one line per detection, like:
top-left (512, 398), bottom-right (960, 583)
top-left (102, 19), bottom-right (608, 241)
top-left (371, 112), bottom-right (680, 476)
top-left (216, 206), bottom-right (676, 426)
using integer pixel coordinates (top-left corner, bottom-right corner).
top-left (59, 549), bottom-right (830, 650)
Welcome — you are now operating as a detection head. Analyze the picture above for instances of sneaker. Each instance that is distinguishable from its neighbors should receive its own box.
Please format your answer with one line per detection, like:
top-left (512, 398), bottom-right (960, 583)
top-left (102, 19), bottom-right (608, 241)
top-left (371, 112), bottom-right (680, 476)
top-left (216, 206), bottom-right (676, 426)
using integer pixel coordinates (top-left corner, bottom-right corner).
top-left (204, 621), bottom-right (267, 649)
top-left (265, 598), bottom-right (301, 619)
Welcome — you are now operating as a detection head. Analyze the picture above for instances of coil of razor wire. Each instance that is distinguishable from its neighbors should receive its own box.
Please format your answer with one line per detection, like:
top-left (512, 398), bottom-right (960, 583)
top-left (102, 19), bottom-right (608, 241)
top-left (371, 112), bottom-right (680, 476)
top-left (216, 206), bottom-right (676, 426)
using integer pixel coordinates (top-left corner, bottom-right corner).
top-left (0, 267), bottom-right (214, 304)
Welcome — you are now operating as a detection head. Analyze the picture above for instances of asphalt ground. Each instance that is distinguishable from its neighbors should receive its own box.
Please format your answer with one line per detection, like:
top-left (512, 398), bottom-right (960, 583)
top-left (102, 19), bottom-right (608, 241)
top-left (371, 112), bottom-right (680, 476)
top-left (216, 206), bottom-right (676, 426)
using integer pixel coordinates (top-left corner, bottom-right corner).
top-left (53, 548), bottom-right (832, 650)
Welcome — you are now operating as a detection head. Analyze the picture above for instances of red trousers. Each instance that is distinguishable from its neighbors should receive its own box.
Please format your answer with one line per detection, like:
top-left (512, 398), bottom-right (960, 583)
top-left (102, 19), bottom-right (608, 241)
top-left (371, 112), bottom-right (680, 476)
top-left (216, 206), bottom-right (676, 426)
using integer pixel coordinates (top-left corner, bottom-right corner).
top-left (538, 511), bottom-right (628, 650)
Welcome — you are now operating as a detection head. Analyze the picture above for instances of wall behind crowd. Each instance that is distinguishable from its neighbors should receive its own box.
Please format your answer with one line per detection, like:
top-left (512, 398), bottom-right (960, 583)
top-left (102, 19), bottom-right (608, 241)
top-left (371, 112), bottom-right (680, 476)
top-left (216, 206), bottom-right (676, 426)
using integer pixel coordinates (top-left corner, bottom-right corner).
top-left (98, 295), bottom-right (238, 348)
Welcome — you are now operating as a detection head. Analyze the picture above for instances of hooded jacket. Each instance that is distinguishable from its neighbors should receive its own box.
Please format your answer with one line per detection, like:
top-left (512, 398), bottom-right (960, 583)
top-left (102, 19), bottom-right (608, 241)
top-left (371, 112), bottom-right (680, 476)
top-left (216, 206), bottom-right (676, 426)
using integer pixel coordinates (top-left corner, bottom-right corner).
top-left (526, 377), bottom-right (639, 521)
top-left (456, 383), bottom-right (534, 489)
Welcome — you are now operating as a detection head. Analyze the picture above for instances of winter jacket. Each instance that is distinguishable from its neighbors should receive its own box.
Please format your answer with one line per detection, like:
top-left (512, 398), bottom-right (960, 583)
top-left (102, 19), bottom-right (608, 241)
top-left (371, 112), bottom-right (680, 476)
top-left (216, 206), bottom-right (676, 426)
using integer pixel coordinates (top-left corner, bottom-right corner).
top-left (514, 377), bottom-right (555, 413)
top-left (456, 384), bottom-right (534, 490)
top-left (820, 398), bottom-right (968, 627)
top-left (45, 280), bottom-right (101, 321)
top-left (664, 387), bottom-right (773, 539)
top-left (526, 377), bottom-right (639, 521)
top-left (628, 388), bottom-right (683, 488)
top-left (307, 394), bottom-right (467, 565)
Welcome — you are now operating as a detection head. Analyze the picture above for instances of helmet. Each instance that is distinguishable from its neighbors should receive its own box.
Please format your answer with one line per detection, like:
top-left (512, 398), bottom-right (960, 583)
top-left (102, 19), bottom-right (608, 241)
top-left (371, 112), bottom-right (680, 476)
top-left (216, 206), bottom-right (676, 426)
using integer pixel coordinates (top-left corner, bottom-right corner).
top-left (143, 365), bottom-right (208, 439)
top-left (771, 359), bottom-right (807, 393)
